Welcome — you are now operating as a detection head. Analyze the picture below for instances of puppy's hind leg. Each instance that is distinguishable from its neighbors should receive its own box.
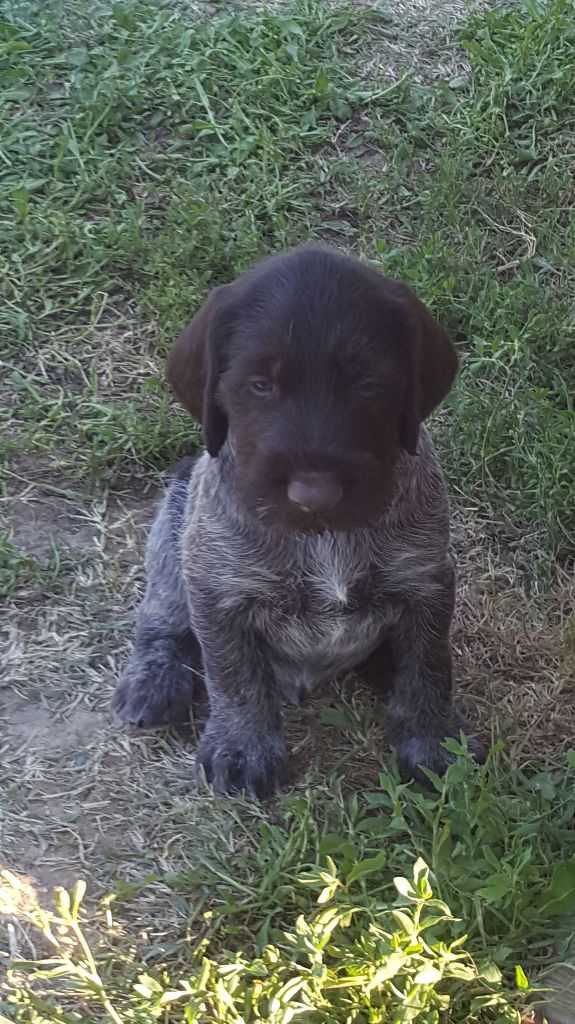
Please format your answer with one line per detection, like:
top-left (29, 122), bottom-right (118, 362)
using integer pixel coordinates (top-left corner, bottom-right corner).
top-left (113, 478), bottom-right (202, 728)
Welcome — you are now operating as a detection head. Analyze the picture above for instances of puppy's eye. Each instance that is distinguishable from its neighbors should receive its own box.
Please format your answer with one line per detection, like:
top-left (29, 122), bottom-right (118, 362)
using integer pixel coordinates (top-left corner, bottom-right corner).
top-left (249, 377), bottom-right (274, 396)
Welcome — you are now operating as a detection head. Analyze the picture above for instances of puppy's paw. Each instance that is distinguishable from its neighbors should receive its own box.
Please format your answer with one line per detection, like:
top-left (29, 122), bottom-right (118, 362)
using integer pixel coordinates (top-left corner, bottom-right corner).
top-left (113, 654), bottom-right (195, 727)
top-left (197, 727), bottom-right (286, 800)
top-left (395, 719), bottom-right (486, 786)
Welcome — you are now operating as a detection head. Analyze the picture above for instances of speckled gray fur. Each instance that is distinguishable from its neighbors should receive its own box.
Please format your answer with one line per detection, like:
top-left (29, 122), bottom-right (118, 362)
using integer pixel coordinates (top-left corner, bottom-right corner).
top-left (113, 427), bottom-right (483, 797)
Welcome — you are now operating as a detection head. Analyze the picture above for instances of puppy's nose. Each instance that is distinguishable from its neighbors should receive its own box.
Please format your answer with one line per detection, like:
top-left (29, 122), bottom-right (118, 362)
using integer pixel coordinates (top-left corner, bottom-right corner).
top-left (287, 472), bottom-right (343, 513)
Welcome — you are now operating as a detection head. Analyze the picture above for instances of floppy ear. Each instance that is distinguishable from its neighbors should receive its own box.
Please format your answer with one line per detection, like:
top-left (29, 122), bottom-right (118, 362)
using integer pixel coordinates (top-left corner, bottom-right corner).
top-left (398, 291), bottom-right (459, 456)
top-left (165, 285), bottom-right (233, 457)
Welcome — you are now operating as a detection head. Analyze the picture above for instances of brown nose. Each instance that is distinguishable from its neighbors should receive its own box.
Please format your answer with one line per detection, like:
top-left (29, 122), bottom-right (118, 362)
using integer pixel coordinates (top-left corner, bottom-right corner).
top-left (287, 472), bottom-right (343, 513)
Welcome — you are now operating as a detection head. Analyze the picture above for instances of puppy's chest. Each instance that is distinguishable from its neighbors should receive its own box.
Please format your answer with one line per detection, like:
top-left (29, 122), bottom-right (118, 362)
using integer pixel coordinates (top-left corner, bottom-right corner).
top-left (246, 541), bottom-right (391, 665)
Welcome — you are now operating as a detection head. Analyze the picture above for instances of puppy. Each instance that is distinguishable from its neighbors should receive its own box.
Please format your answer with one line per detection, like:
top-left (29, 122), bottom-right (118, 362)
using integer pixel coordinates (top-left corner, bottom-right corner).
top-left (113, 243), bottom-right (484, 797)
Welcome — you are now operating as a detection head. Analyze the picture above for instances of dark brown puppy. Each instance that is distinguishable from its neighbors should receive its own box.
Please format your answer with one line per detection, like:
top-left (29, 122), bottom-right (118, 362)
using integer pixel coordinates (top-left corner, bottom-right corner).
top-left (114, 244), bottom-right (484, 797)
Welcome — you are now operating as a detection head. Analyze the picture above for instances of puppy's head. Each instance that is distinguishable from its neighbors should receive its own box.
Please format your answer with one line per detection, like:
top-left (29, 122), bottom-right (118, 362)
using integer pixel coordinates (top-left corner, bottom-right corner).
top-left (167, 244), bottom-right (458, 532)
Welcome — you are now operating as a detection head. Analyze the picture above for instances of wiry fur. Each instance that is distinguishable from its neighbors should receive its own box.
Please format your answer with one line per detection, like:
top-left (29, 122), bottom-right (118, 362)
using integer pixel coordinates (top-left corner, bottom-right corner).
top-left (114, 431), bottom-right (483, 796)
top-left (113, 244), bottom-right (484, 797)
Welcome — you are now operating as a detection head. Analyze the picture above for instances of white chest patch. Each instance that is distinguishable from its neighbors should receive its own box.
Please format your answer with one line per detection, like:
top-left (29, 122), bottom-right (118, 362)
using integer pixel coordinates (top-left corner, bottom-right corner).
top-left (305, 534), bottom-right (353, 608)
top-left (254, 534), bottom-right (391, 699)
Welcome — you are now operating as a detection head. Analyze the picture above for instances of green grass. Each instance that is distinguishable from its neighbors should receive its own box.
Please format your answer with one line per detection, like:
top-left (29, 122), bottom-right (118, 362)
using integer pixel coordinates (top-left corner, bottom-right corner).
top-left (0, 536), bottom-right (51, 596)
top-left (2, 0), bottom-right (575, 1019)
top-left (5, 748), bottom-right (575, 1021)
top-left (1, 0), bottom-right (574, 555)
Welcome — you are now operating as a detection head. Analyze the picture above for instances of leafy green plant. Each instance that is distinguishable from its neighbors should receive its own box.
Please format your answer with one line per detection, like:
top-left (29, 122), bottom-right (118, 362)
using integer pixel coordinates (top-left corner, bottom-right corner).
top-left (6, 750), bottom-right (569, 1021)
top-left (174, 745), bottom-right (575, 973)
top-left (3, 856), bottom-right (532, 1022)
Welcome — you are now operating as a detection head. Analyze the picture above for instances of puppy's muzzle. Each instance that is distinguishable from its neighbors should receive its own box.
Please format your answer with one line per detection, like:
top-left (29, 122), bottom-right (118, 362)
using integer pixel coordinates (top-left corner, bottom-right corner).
top-left (287, 471), bottom-right (343, 514)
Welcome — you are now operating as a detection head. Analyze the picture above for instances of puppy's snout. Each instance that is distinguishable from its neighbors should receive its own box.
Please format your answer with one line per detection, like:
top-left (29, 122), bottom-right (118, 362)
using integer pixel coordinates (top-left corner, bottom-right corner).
top-left (287, 472), bottom-right (343, 513)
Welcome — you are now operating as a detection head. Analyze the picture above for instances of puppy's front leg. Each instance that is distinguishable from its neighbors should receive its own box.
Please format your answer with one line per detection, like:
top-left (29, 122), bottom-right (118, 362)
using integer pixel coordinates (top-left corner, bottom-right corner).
top-left (194, 614), bottom-right (286, 799)
top-left (388, 568), bottom-right (484, 782)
